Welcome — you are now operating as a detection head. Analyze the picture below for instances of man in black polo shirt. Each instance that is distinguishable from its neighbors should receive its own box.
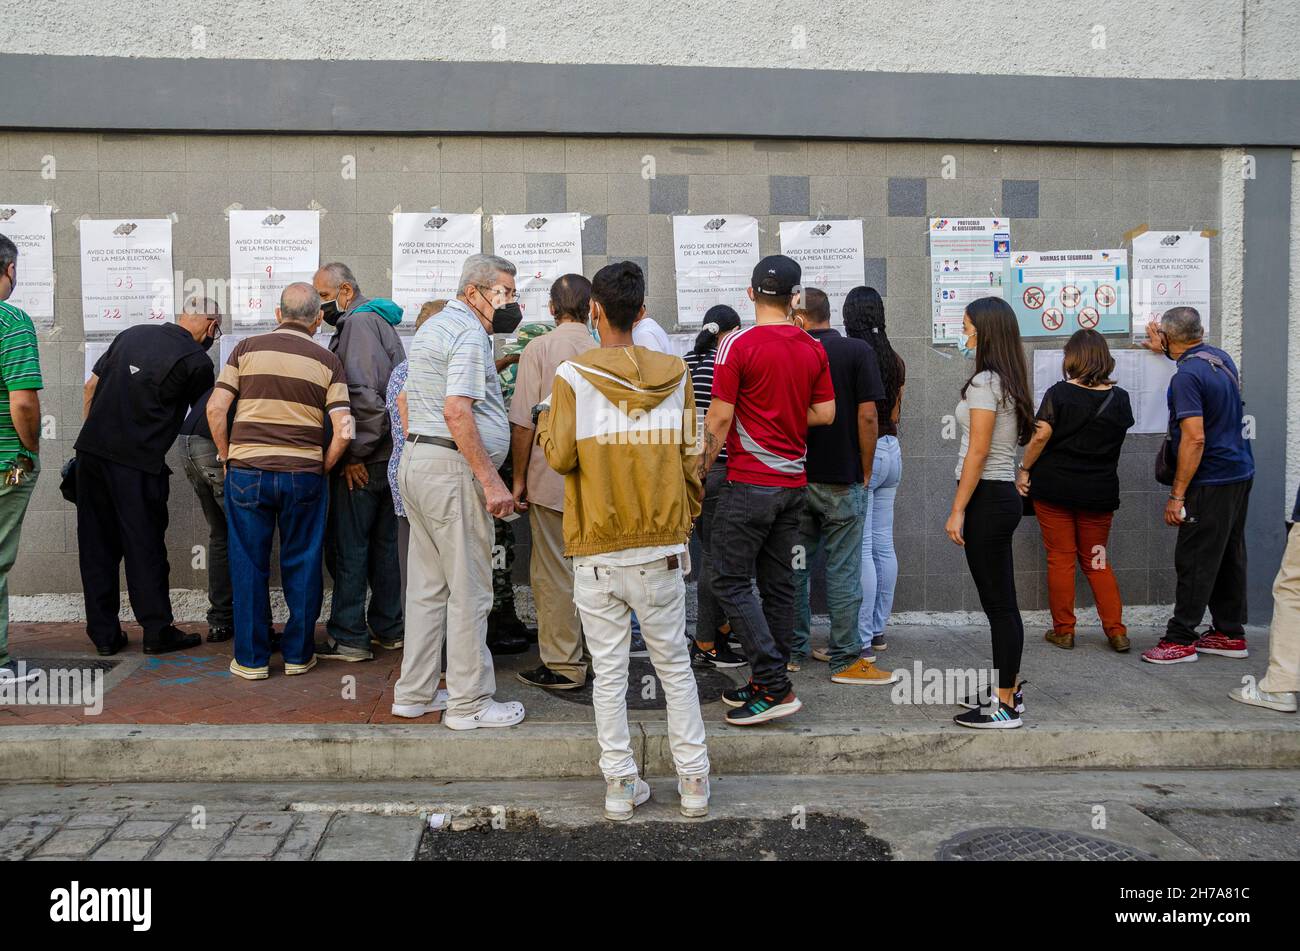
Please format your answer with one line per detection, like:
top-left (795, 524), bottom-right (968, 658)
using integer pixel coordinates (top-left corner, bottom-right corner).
top-left (76, 297), bottom-right (221, 655)
top-left (791, 288), bottom-right (896, 685)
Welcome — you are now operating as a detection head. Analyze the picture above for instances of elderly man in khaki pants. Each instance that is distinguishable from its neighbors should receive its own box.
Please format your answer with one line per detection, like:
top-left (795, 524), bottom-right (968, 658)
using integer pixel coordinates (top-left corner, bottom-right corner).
top-left (509, 274), bottom-right (596, 691)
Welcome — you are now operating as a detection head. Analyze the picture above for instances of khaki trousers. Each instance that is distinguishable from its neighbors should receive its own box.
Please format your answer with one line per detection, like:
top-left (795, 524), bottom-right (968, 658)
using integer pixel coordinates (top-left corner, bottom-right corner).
top-left (394, 443), bottom-right (496, 717)
top-left (1261, 526), bottom-right (1300, 694)
top-left (529, 504), bottom-right (586, 683)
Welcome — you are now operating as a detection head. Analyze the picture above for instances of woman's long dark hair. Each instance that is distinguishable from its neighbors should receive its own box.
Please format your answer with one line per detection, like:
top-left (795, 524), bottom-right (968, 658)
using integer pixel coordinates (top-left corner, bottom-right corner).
top-left (842, 286), bottom-right (900, 424)
top-left (693, 304), bottom-right (741, 354)
top-left (960, 297), bottom-right (1035, 445)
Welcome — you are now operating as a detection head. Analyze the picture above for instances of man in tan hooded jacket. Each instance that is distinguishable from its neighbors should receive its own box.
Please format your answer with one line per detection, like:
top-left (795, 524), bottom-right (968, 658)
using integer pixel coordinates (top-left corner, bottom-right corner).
top-left (536, 261), bottom-right (709, 822)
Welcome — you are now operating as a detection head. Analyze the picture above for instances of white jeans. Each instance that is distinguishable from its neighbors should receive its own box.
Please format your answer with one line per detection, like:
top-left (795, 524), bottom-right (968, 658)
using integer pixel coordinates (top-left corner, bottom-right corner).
top-left (572, 554), bottom-right (710, 781)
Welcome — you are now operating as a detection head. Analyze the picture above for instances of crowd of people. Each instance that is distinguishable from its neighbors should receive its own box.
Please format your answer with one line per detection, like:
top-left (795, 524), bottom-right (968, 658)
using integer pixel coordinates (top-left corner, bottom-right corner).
top-left (0, 230), bottom-right (1295, 821)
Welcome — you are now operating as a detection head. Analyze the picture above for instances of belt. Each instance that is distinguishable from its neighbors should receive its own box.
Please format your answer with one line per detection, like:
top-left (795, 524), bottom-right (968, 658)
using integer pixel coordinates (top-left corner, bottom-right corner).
top-left (406, 434), bottom-right (458, 451)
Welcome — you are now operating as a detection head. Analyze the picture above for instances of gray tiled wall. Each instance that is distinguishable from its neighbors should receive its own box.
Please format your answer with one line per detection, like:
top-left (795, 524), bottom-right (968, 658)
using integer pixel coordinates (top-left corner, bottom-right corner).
top-left (0, 133), bottom-right (1224, 606)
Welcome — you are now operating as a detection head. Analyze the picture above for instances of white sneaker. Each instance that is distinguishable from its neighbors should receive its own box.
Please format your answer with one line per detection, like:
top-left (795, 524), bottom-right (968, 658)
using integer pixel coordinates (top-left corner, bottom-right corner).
top-left (1229, 683), bottom-right (1298, 713)
top-left (678, 775), bottom-right (710, 818)
top-left (443, 699), bottom-right (526, 731)
top-left (0, 661), bottom-right (38, 685)
top-left (604, 775), bottom-right (651, 821)
top-left (391, 688), bottom-right (450, 719)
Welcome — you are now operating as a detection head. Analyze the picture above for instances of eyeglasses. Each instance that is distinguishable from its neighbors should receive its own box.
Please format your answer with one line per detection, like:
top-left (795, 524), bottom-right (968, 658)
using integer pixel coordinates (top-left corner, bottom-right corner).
top-left (476, 283), bottom-right (519, 302)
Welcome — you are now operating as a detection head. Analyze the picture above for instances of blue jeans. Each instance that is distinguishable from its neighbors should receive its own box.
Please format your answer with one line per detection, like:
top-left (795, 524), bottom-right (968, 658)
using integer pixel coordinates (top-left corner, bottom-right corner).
top-left (793, 483), bottom-right (867, 672)
top-left (860, 436), bottom-right (902, 643)
top-left (325, 461), bottom-right (403, 650)
top-left (226, 467), bottom-right (328, 669)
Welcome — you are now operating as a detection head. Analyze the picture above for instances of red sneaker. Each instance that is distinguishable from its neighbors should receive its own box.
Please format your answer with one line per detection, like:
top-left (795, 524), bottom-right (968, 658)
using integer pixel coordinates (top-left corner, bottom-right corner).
top-left (1194, 630), bottom-right (1249, 658)
top-left (1141, 641), bottom-right (1199, 665)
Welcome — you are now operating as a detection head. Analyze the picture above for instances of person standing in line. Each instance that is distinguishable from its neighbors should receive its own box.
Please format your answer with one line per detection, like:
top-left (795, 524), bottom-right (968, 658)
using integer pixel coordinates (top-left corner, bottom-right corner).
top-left (683, 304), bottom-right (745, 670)
top-left (632, 309), bottom-right (674, 354)
top-left (536, 260), bottom-right (709, 820)
top-left (207, 284), bottom-right (352, 680)
top-left (1229, 483), bottom-right (1300, 713)
top-left (510, 274), bottom-right (597, 691)
top-left (842, 287), bottom-right (905, 657)
top-left (1016, 330), bottom-right (1134, 652)
top-left (790, 288), bottom-right (896, 685)
top-left (1139, 307), bottom-right (1255, 665)
top-left (945, 298), bottom-right (1036, 729)
top-left (696, 255), bottom-right (836, 726)
top-left (392, 253), bottom-right (526, 728)
top-left (77, 298), bottom-right (221, 656)
top-left (313, 263), bottom-right (406, 661)
top-left (0, 234), bottom-right (43, 685)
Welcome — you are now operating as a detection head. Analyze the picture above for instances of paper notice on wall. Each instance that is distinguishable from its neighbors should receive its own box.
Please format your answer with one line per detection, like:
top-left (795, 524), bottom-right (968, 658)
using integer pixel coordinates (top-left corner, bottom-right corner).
top-left (1010, 249), bottom-right (1130, 338)
top-left (673, 215), bottom-right (761, 325)
top-left (491, 213), bottom-right (583, 322)
top-left (0, 204), bottom-right (54, 325)
top-left (778, 219), bottom-right (865, 324)
top-left (930, 217), bottom-right (1011, 343)
top-left (79, 218), bottom-right (174, 336)
top-left (84, 340), bottom-right (112, 382)
top-left (1130, 231), bottom-right (1212, 336)
top-left (1032, 347), bottom-right (1175, 434)
top-left (229, 210), bottom-right (320, 327)
top-left (392, 212), bottom-right (482, 327)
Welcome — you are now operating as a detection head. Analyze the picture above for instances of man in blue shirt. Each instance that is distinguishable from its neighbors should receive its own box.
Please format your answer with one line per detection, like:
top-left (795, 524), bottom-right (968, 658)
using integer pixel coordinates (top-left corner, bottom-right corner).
top-left (1141, 306), bottom-right (1255, 665)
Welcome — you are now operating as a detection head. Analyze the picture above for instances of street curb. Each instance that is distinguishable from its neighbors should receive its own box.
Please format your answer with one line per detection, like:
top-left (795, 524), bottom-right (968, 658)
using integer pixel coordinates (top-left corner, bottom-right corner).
top-left (1, 722), bottom-right (1297, 782)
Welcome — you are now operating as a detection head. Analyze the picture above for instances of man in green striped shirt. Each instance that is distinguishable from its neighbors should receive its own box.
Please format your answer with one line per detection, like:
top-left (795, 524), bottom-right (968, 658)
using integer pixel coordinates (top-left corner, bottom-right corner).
top-left (0, 234), bottom-right (43, 685)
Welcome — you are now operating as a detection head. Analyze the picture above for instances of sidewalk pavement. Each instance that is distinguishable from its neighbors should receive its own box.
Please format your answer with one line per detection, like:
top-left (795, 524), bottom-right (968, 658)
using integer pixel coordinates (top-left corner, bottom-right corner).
top-left (0, 619), bottom-right (1296, 782)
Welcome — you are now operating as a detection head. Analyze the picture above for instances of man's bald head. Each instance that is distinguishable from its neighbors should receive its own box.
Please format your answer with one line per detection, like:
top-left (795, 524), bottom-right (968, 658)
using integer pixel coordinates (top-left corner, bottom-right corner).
top-left (278, 282), bottom-right (322, 329)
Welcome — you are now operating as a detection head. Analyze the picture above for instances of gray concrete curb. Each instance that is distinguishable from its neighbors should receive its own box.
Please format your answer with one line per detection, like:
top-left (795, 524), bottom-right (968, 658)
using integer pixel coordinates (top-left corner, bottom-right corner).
top-left (2, 722), bottom-right (1297, 782)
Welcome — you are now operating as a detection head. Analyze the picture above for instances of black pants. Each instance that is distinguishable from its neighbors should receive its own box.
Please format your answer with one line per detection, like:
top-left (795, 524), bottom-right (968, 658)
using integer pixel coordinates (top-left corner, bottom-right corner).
top-left (963, 480), bottom-right (1023, 690)
top-left (711, 481), bottom-right (807, 697)
top-left (324, 461), bottom-right (404, 650)
top-left (75, 451), bottom-right (174, 649)
top-left (1166, 479), bottom-right (1251, 644)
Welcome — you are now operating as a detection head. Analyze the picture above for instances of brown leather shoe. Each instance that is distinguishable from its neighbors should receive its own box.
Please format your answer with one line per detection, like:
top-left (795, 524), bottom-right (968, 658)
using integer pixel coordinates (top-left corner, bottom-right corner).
top-left (1107, 634), bottom-right (1131, 653)
top-left (1044, 630), bottom-right (1075, 650)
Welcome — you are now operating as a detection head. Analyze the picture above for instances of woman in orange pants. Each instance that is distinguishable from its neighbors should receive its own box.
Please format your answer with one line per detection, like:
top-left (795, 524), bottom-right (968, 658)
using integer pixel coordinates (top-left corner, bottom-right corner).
top-left (1016, 331), bottom-right (1135, 651)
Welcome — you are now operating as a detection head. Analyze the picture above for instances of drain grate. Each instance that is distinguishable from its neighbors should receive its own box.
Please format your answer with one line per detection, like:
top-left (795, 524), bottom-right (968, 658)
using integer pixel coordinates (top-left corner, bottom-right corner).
top-left (937, 826), bottom-right (1156, 861)
top-left (550, 657), bottom-right (736, 709)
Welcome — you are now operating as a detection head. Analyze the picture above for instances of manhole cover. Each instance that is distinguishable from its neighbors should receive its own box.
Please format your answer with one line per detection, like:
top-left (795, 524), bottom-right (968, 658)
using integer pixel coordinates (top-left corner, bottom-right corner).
top-left (22, 657), bottom-right (121, 673)
top-left (937, 827), bottom-right (1156, 861)
top-left (551, 657), bottom-right (735, 709)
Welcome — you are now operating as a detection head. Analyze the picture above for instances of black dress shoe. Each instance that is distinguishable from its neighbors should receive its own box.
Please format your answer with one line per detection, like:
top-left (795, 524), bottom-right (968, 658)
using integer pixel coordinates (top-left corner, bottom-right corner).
top-left (486, 633), bottom-right (530, 656)
top-left (96, 630), bottom-right (128, 657)
top-left (143, 626), bottom-right (202, 655)
top-left (206, 625), bottom-right (233, 643)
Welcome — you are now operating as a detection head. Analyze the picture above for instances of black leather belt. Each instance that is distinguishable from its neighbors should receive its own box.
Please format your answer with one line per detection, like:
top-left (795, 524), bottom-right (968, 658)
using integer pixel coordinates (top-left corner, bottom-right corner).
top-left (406, 434), bottom-right (458, 451)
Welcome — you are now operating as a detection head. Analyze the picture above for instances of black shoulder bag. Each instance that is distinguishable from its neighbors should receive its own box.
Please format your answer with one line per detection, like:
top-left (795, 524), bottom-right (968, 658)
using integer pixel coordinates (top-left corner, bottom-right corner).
top-left (1155, 352), bottom-right (1241, 486)
top-left (1024, 387), bottom-right (1117, 515)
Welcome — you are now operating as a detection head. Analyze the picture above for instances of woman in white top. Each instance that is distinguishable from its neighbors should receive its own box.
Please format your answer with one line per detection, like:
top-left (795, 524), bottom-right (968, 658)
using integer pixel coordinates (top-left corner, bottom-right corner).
top-left (945, 297), bottom-right (1036, 729)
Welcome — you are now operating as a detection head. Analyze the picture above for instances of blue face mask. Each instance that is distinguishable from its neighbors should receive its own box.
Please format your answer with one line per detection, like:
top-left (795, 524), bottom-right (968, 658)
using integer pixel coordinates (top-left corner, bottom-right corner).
top-left (957, 331), bottom-right (977, 360)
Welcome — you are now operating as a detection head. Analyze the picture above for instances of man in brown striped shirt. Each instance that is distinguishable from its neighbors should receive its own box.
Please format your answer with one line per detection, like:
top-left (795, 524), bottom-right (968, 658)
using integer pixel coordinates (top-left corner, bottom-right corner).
top-left (207, 282), bottom-right (352, 681)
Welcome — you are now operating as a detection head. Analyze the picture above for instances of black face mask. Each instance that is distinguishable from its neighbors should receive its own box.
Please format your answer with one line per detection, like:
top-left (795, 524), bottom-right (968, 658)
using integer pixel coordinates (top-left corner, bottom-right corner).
top-left (492, 302), bottom-right (523, 335)
top-left (321, 299), bottom-right (341, 327)
top-left (201, 332), bottom-right (216, 352)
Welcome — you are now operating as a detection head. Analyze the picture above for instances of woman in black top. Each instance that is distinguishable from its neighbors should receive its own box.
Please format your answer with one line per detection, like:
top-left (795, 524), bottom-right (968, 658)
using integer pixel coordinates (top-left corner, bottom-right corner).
top-left (1016, 330), bottom-right (1135, 652)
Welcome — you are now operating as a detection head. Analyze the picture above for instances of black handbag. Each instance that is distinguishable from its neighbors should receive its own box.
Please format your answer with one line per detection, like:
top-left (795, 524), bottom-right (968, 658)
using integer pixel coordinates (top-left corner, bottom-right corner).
top-left (1155, 352), bottom-right (1241, 487)
top-left (1026, 387), bottom-right (1117, 514)
top-left (59, 456), bottom-right (78, 504)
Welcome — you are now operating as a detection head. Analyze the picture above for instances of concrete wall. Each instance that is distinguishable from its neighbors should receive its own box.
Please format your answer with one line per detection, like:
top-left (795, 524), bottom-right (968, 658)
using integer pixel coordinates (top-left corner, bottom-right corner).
top-left (5, 0), bottom-right (1299, 81)
top-left (1, 131), bottom-right (1232, 614)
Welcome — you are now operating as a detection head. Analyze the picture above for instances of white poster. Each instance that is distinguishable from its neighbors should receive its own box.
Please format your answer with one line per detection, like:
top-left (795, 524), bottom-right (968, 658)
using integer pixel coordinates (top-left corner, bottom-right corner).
top-left (672, 215), bottom-right (761, 325)
top-left (1032, 347), bottom-right (1176, 435)
top-left (779, 219), bottom-right (865, 324)
top-left (392, 212), bottom-right (481, 328)
top-left (229, 210), bottom-right (320, 327)
top-left (491, 213), bottom-right (583, 322)
top-left (84, 340), bottom-right (112, 382)
top-left (1130, 231), bottom-right (1212, 336)
top-left (929, 216), bottom-right (1012, 343)
top-left (0, 204), bottom-right (54, 325)
top-left (79, 218), bottom-right (174, 335)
